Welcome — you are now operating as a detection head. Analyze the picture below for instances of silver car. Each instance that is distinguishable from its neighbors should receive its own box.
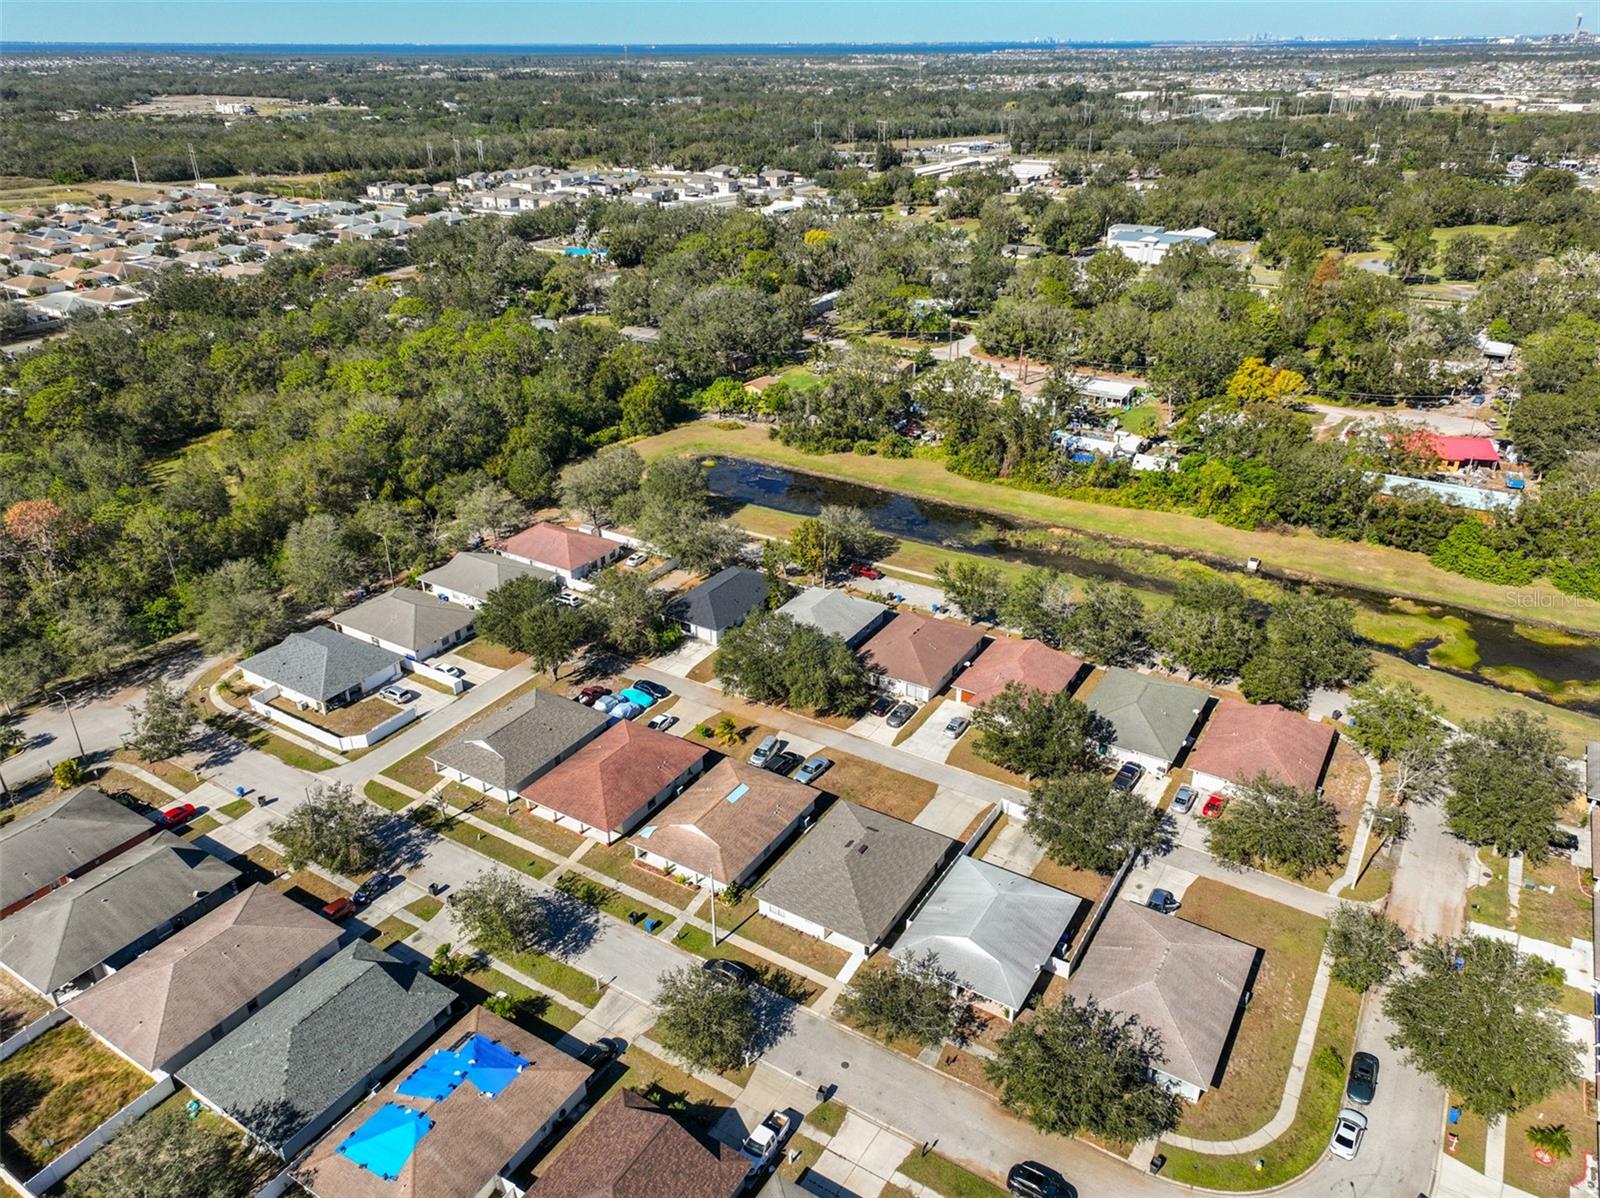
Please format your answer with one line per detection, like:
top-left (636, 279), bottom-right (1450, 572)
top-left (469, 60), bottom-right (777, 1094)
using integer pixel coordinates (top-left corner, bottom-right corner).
top-left (1328, 1108), bottom-right (1367, 1161)
top-left (750, 735), bottom-right (785, 768)
top-left (794, 756), bottom-right (832, 785)
top-left (943, 716), bottom-right (971, 739)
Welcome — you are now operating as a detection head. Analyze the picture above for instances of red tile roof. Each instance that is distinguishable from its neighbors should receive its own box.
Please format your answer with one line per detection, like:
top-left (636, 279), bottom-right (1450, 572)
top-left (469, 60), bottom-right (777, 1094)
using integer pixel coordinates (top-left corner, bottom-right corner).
top-left (519, 721), bottom-right (705, 833)
top-left (860, 613), bottom-right (985, 689)
top-left (499, 523), bottom-right (616, 572)
top-left (955, 638), bottom-right (1085, 706)
top-left (1185, 700), bottom-right (1337, 792)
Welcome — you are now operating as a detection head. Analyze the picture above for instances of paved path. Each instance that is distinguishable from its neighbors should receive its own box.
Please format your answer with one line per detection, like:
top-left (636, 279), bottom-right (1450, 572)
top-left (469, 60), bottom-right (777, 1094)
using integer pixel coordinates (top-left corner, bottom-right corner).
top-left (1328, 750), bottom-right (1382, 895)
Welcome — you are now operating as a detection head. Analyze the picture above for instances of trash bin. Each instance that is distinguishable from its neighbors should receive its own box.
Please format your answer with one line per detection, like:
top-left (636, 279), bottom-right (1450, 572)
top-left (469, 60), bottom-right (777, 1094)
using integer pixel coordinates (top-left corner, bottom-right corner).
top-left (1148, 1154), bottom-right (1166, 1175)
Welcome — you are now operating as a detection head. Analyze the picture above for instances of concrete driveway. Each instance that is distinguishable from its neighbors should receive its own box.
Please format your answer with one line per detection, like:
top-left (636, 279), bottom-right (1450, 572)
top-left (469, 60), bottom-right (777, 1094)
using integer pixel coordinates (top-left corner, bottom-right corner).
top-left (649, 639), bottom-right (719, 679)
top-left (895, 698), bottom-right (968, 765)
top-left (912, 787), bottom-right (990, 840)
top-left (431, 649), bottom-right (500, 687)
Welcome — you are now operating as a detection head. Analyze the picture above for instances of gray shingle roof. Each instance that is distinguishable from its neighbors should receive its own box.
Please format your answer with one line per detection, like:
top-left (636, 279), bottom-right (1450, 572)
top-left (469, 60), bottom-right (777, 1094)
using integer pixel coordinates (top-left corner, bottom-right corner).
top-left (757, 801), bottom-right (953, 948)
top-left (895, 857), bottom-right (1082, 1010)
top-left (331, 588), bottom-right (476, 654)
top-left (0, 786), bottom-right (154, 911)
top-left (672, 567), bottom-right (768, 635)
top-left (428, 689), bottom-right (609, 792)
top-left (776, 588), bottom-right (889, 644)
top-left (419, 551), bottom-right (553, 604)
top-left (1082, 668), bottom-right (1211, 763)
top-left (239, 626), bottom-right (403, 703)
top-left (0, 833), bottom-right (240, 994)
top-left (178, 941), bottom-right (454, 1153)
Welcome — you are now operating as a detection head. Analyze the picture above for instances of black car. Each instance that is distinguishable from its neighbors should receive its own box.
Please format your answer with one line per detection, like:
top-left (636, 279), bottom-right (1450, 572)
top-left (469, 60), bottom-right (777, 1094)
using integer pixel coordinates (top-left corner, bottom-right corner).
top-left (702, 958), bottom-right (757, 987)
top-left (1006, 1161), bottom-right (1067, 1198)
top-left (1550, 829), bottom-right (1580, 852)
top-left (869, 695), bottom-right (894, 718)
top-left (635, 679), bottom-right (671, 701)
top-left (1110, 761), bottom-right (1144, 792)
top-left (1346, 1051), bottom-right (1379, 1105)
top-left (766, 750), bottom-right (805, 775)
top-left (579, 1036), bottom-right (623, 1069)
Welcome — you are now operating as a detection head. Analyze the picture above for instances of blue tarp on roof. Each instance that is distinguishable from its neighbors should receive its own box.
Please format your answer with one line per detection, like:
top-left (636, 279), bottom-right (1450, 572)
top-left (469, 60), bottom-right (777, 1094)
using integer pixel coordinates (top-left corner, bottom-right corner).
top-left (336, 1103), bottom-right (433, 1180)
top-left (396, 1034), bottom-right (530, 1103)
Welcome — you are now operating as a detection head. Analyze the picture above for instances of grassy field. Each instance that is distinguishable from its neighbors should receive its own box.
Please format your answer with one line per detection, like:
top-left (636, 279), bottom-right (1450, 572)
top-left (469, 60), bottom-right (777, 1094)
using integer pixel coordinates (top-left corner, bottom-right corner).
top-left (0, 974), bottom-right (48, 1041)
top-left (500, 947), bottom-right (605, 1008)
top-left (409, 805), bottom-right (553, 879)
top-left (1504, 1081), bottom-right (1593, 1198)
top-left (1369, 655), bottom-right (1600, 756)
top-left (668, 923), bottom-right (821, 1004)
top-left (634, 424), bottom-right (1600, 635)
top-left (0, 1023), bottom-right (151, 1174)
top-left (582, 838), bottom-right (702, 909)
top-left (818, 750), bottom-right (939, 823)
top-left (363, 779), bottom-right (417, 812)
top-left (896, 1149), bottom-right (1009, 1198)
top-left (1515, 857), bottom-right (1592, 948)
top-left (217, 797), bottom-right (252, 819)
top-left (363, 915), bottom-right (418, 951)
top-left (805, 1099), bottom-right (848, 1136)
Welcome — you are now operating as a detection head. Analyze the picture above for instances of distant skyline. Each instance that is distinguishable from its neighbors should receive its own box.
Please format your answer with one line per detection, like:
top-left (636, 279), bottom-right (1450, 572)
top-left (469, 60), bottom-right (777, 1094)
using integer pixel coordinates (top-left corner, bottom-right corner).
top-left (1, 2), bottom-right (1586, 49)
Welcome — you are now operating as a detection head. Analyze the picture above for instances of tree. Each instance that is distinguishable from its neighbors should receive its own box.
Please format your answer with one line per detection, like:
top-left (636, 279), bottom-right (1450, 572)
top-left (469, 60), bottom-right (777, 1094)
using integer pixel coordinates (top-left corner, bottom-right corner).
top-left (442, 483), bottom-right (527, 549)
top-left (124, 678), bottom-right (198, 762)
top-left (52, 596), bottom-right (135, 678)
top-left (559, 444), bottom-right (643, 529)
top-left (588, 566), bottom-right (674, 657)
top-left (1239, 591), bottom-right (1370, 709)
top-left (451, 869), bottom-right (546, 956)
top-left (839, 950), bottom-right (974, 1048)
top-left (788, 506), bottom-right (897, 578)
top-left (716, 612), bottom-right (873, 716)
top-left (1445, 710), bottom-right (1574, 862)
top-left (1384, 934), bottom-right (1579, 1120)
top-left (653, 963), bottom-right (758, 1073)
top-left (475, 574), bottom-right (594, 679)
top-left (1205, 775), bottom-right (1343, 880)
top-left (188, 559), bottom-right (288, 655)
top-left (1152, 576), bottom-right (1264, 682)
top-left (428, 942), bottom-right (475, 979)
top-left (1344, 678), bottom-right (1449, 802)
top-left (54, 757), bottom-right (87, 788)
top-left (0, 641), bottom-right (58, 710)
top-left (1001, 567), bottom-right (1075, 647)
top-left (1439, 231), bottom-right (1489, 281)
top-left (269, 782), bottom-right (384, 875)
top-left (972, 684), bottom-right (1105, 780)
top-left (618, 376), bottom-right (677, 438)
top-left (1225, 357), bottom-right (1307, 404)
top-left (934, 560), bottom-right (1006, 623)
top-left (66, 1096), bottom-right (267, 1198)
top-left (1063, 580), bottom-right (1148, 666)
top-left (1326, 904), bottom-right (1408, 993)
top-left (1026, 772), bottom-right (1163, 873)
top-left (986, 996), bottom-right (1182, 1142)
top-left (1390, 229), bottom-right (1435, 281)
top-left (279, 513), bottom-right (354, 609)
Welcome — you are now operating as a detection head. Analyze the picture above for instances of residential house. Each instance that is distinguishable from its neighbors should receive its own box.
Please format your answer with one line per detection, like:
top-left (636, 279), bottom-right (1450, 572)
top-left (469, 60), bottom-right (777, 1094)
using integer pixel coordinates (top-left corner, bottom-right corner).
top-left (180, 941), bottom-right (456, 1160)
top-left (330, 587), bottom-right (477, 661)
top-left (238, 627), bottom-right (405, 714)
top-left (294, 1008), bottom-right (590, 1198)
top-left (418, 551), bottom-right (555, 608)
top-left (1104, 223), bottom-right (1217, 266)
top-left (629, 758), bottom-right (820, 892)
top-left (1185, 700), bottom-right (1337, 796)
top-left (1081, 668), bottom-right (1211, 775)
top-left (950, 638), bottom-right (1086, 707)
top-left (0, 786), bottom-right (157, 917)
top-left (1416, 432), bottom-right (1501, 472)
top-left (1068, 901), bottom-right (1258, 1102)
top-left (672, 566), bottom-right (769, 645)
top-left (527, 1090), bottom-right (749, 1198)
top-left (775, 587), bottom-right (891, 648)
top-left (428, 689), bottom-right (610, 803)
top-left (518, 720), bottom-right (708, 844)
top-left (0, 833), bottom-right (240, 1003)
top-left (859, 613), bottom-right (985, 703)
top-left (757, 801), bottom-right (954, 958)
top-left (65, 885), bottom-right (341, 1073)
top-left (895, 856), bottom-right (1084, 1019)
top-left (498, 523), bottom-right (621, 584)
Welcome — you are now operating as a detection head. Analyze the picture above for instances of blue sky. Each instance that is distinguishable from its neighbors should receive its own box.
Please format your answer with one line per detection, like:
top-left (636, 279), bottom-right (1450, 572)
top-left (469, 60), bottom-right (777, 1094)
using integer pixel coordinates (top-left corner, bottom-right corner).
top-left (2, 1), bottom-right (1579, 46)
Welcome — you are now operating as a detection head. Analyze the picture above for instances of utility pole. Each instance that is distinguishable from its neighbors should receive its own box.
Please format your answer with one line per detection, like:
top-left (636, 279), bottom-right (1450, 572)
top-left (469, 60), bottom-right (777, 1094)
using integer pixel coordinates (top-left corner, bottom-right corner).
top-left (475, 137), bottom-right (485, 165)
top-left (877, 118), bottom-right (889, 143)
top-left (452, 135), bottom-right (462, 169)
top-left (54, 691), bottom-right (84, 760)
top-left (187, 142), bottom-right (201, 185)
top-left (813, 118), bottom-right (822, 143)
top-left (130, 155), bottom-right (141, 185)
top-left (426, 141), bottom-right (434, 169)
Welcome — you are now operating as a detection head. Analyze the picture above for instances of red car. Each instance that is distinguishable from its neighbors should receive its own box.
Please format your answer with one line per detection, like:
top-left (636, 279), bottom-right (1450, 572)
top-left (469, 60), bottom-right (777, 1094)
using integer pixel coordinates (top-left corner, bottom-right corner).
top-left (576, 686), bottom-right (611, 707)
top-left (160, 802), bottom-right (197, 826)
top-left (321, 897), bottom-right (357, 921)
top-left (1200, 794), bottom-right (1228, 819)
top-left (847, 563), bottom-right (883, 580)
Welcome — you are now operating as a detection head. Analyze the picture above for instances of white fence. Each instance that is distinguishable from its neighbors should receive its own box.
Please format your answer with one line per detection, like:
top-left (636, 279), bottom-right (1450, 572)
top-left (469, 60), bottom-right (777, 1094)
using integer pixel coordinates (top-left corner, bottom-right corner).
top-left (403, 658), bottom-right (466, 694)
top-left (0, 1007), bottom-right (68, 1061)
top-left (248, 686), bottom-right (418, 751)
top-left (8, 1074), bottom-right (175, 1196)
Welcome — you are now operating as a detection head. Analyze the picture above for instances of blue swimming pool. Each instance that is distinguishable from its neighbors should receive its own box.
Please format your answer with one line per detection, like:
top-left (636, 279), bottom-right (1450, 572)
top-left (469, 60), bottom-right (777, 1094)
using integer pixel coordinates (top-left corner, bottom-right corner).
top-left (337, 1103), bottom-right (433, 1180)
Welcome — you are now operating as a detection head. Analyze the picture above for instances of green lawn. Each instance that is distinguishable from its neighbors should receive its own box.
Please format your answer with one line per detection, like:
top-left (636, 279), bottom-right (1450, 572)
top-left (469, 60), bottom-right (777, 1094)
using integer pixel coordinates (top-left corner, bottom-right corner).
top-left (499, 948), bottom-right (605, 1007)
top-left (179, 813), bottom-right (220, 840)
top-left (1469, 851), bottom-right (1513, 930)
top-left (204, 712), bottom-right (336, 772)
top-left (896, 1150), bottom-right (1009, 1198)
top-left (669, 923), bottom-right (821, 1005)
top-left (405, 895), bottom-right (444, 922)
top-left (583, 838), bottom-right (702, 909)
top-left (0, 1022), bottom-right (151, 1175)
top-left (459, 966), bottom-right (584, 1043)
top-left (364, 780), bottom-right (416, 812)
top-left (217, 798), bottom-right (252, 819)
top-left (1369, 655), bottom-right (1600, 757)
top-left (806, 1099), bottom-right (848, 1136)
top-left (410, 806), bottom-right (553, 879)
top-left (554, 872), bottom-right (674, 936)
top-left (363, 915), bottom-right (417, 951)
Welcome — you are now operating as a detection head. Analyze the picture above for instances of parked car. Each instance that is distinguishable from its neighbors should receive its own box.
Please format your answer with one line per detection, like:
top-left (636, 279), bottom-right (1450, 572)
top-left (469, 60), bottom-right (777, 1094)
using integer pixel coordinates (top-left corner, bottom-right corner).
top-left (794, 756), bottom-right (832, 785)
top-left (579, 1036), bottom-right (623, 1069)
top-left (886, 701), bottom-right (918, 729)
top-left (354, 871), bottom-right (396, 904)
top-left (869, 695), bottom-right (894, 718)
top-left (624, 551), bottom-right (649, 568)
top-left (1006, 1161), bottom-right (1067, 1198)
top-left (766, 750), bottom-right (804, 775)
top-left (555, 591), bottom-right (584, 607)
top-left (750, 735), bottom-right (786, 768)
top-left (634, 679), bottom-right (671, 701)
top-left (1171, 783), bottom-right (1197, 813)
top-left (738, 1111), bottom-right (794, 1175)
top-left (617, 686), bottom-right (658, 709)
top-left (1550, 829), bottom-right (1580, 852)
top-left (611, 701), bottom-right (644, 720)
top-left (702, 958), bottom-right (757, 986)
top-left (441, 664), bottom-right (466, 679)
top-left (160, 802), bottom-right (197, 827)
top-left (1328, 1108), bottom-right (1368, 1160)
top-left (943, 716), bottom-right (971, 739)
top-left (378, 685), bottom-right (414, 704)
top-left (592, 694), bottom-right (622, 713)
top-left (646, 713), bottom-right (678, 733)
top-left (321, 897), bottom-right (357, 922)
top-left (1147, 888), bottom-right (1180, 914)
top-left (1111, 761), bottom-right (1144, 792)
top-left (1346, 1051), bottom-right (1379, 1105)
top-left (576, 685), bottom-right (611, 706)
top-left (1200, 793), bottom-right (1228, 818)
top-left (847, 562), bottom-right (883, 580)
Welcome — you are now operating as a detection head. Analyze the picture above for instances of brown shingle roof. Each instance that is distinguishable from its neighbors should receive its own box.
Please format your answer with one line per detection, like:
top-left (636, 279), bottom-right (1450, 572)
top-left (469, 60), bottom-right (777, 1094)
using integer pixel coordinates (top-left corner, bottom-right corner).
top-left (628, 759), bottom-right (817, 884)
top-left (296, 1008), bottom-right (591, 1198)
top-left (955, 638), bottom-right (1085, 705)
top-left (860, 613), bottom-right (984, 689)
top-left (65, 885), bottom-right (339, 1071)
top-left (530, 1090), bottom-right (748, 1198)
top-left (499, 523), bottom-right (616, 572)
top-left (1185, 700), bottom-right (1337, 792)
top-left (520, 722), bottom-right (706, 834)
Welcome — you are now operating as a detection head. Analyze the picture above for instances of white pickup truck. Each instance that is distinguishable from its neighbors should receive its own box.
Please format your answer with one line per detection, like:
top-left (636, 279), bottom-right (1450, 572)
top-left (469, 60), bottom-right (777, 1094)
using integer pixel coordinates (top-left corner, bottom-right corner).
top-left (738, 1111), bottom-right (794, 1176)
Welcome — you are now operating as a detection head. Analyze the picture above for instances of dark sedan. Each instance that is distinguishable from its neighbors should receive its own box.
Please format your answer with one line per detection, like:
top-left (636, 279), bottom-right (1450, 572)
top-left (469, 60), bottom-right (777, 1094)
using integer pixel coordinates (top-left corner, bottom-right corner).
top-left (702, 958), bottom-right (757, 987)
top-left (1007, 1161), bottom-right (1068, 1198)
top-left (1346, 1050), bottom-right (1379, 1105)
